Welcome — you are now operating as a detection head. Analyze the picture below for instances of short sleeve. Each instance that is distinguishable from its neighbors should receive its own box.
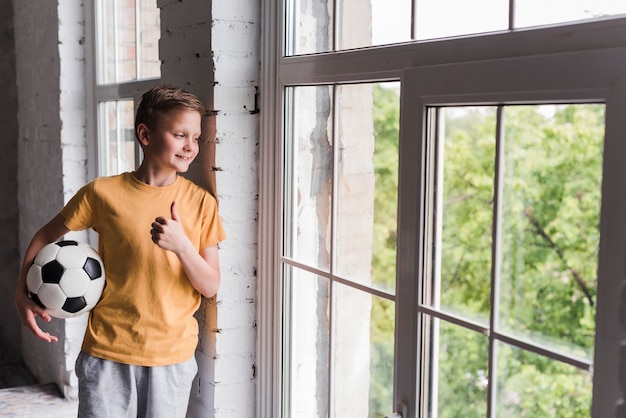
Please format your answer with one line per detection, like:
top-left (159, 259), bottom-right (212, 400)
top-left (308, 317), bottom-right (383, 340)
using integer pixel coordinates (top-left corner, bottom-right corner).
top-left (200, 193), bottom-right (226, 249)
top-left (60, 181), bottom-right (97, 232)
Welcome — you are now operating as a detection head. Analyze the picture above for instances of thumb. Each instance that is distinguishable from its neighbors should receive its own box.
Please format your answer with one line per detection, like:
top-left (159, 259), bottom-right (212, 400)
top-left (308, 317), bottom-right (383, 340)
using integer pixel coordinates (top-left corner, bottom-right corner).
top-left (170, 201), bottom-right (180, 221)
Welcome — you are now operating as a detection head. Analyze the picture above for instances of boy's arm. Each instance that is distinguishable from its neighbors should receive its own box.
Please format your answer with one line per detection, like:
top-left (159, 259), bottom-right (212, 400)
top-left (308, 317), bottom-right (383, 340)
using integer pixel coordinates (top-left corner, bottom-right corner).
top-left (181, 244), bottom-right (221, 298)
top-left (15, 213), bottom-right (71, 343)
top-left (152, 201), bottom-right (221, 298)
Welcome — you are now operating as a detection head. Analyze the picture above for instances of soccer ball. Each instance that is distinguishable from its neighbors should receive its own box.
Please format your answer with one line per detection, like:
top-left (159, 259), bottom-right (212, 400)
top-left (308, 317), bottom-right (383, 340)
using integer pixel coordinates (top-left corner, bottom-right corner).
top-left (26, 240), bottom-right (105, 318)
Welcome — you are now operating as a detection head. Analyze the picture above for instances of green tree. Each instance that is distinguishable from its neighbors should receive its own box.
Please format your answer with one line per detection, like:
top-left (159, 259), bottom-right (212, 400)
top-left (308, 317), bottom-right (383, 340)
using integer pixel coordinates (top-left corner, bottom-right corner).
top-left (369, 84), bottom-right (400, 417)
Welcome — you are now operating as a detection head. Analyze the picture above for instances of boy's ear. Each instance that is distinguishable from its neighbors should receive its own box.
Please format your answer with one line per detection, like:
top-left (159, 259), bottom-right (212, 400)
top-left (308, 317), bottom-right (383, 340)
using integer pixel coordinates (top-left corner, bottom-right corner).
top-left (137, 123), bottom-right (150, 145)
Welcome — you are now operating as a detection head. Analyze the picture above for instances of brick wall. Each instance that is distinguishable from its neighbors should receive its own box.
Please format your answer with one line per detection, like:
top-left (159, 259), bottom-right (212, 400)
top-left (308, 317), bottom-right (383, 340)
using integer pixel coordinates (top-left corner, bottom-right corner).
top-left (159, 0), bottom-right (260, 416)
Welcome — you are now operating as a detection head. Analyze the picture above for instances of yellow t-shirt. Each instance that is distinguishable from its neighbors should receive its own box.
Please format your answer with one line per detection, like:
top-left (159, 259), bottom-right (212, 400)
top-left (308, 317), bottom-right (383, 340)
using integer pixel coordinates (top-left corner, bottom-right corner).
top-left (61, 172), bottom-right (226, 366)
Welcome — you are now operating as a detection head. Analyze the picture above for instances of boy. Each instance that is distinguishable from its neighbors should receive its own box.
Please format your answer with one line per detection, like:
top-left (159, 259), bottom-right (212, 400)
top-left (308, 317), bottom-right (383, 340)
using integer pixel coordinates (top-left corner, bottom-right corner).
top-left (14, 85), bottom-right (226, 417)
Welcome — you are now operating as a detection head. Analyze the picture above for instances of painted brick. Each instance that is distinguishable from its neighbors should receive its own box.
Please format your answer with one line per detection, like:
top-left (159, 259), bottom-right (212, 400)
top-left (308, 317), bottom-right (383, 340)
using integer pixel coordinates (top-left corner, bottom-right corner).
top-left (160, 0), bottom-right (211, 31)
top-left (212, 19), bottom-right (259, 54)
top-left (212, 0), bottom-right (259, 22)
top-left (215, 221), bottom-right (257, 254)
top-left (213, 52), bottom-right (259, 83)
top-left (214, 114), bottom-right (259, 140)
top-left (214, 327), bottom-right (256, 355)
top-left (213, 381), bottom-right (256, 417)
top-left (159, 27), bottom-right (213, 59)
top-left (214, 352), bottom-right (255, 383)
top-left (214, 301), bottom-right (256, 329)
top-left (214, 85), bottom-right (257, 112)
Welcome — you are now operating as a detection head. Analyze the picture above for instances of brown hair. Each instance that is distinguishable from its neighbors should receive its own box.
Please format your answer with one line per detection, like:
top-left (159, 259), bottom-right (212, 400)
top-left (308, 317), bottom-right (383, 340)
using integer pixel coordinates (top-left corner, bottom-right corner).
top-left (134, 85), bottom-right (205, 141)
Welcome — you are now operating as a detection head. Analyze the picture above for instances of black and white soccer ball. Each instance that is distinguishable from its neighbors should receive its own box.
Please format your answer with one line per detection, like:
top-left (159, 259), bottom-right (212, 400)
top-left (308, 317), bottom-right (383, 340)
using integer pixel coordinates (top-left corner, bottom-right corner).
top-left (26, 240), bottom-right (105, 318)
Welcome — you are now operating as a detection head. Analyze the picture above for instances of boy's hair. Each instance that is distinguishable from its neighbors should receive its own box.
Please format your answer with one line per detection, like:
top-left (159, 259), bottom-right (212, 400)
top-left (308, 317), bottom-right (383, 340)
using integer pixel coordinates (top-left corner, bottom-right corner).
top-left (134, 85), bottom-right (205, 141)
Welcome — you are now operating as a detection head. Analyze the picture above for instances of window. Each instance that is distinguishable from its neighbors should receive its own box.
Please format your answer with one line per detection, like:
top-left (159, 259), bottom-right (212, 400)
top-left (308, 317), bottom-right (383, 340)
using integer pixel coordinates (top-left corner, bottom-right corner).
top-left (282, 83), bottom-right (398, 416)
top-left (285, 0), bottom-right (626, 55)
top-left (87, 0), bottom-right (161, 178)
top-left (419, 102), bottom-right (601, 416)
top-left (400, 52), bottom-right (626, 417)
top-left (259, 1), bottom-right (626, 417)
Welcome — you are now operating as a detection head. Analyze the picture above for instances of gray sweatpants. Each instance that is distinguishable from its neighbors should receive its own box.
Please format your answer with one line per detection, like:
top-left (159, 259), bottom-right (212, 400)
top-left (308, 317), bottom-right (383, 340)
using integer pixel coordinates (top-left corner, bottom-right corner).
top-left (75, 351), bottom-right (198, 418)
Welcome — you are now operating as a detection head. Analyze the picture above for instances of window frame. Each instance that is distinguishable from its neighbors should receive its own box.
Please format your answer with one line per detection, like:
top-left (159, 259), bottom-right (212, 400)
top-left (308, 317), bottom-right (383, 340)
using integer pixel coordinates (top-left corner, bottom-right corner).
top-left (85, 0), bottom-right (161, 182)
top-left (399, 49), bottom-right (626, 417)
top-left (258, 2), bottom-right (626, 416)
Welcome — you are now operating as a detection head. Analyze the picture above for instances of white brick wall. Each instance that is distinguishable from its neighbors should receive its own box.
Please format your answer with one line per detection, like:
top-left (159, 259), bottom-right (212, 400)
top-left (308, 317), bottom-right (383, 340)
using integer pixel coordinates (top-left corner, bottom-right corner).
top-left (160, 0), bottom-right (260, 416)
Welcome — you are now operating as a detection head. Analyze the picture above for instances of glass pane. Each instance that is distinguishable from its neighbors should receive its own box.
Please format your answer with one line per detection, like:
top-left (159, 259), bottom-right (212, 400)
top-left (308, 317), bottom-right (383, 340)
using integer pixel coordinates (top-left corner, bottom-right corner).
top-left (338, 0), bottom-right (411, 50)
top-left (335, 83), bottom-right (398, 293)
top-left (333, 282), bottom-right (395, 418)
top-left (496, 343), bottom-right (593, 417)
top-left (138, 0), bottom-right (160, 79)
top-left (285, 266), bottom-right (330, 418)
top-left (283, 86), bottom-right (333, 272)
top-left (100, 0), bottom-right (116, 83)
top-left (98, 0), bottom-right (160, 83)
top-left (515, 0), bottom-right (626, 28)
top-left (371, 0), bottom-right (412, 46)
top-left (99, 100), bottom-right (136, 176)
top-left (117, 0), bottom-right (137, 81)
top-left (498, 104), bottom-right (603, 361)
top-left (431, 107), bottom-right (497, 324)
top-left (287, 0), bottom-right (334, 55)
top-left (425, 318), bottom-right (489, 418)
top-left (415, 0), bottom-right (508, 40)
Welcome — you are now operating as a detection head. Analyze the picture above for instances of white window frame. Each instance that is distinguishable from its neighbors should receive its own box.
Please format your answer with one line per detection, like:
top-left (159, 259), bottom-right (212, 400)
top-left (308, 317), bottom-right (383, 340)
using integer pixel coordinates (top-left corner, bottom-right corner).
top-left (85, 0), bottom-right (161, 181)
top-left (258, 2), bottom-right (626, 416)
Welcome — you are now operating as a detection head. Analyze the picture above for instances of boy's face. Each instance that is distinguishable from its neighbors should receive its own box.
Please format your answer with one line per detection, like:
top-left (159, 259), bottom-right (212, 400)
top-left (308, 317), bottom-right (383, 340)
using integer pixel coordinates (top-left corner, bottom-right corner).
top-left (138, 109), bottom-right (202, 173)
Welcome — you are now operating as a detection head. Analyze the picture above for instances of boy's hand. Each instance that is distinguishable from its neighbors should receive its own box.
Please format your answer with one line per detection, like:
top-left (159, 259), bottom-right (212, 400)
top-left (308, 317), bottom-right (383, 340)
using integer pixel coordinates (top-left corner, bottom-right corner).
top-left (151, 201), bottom-right (192, 255)
top-left (153, 201), bottom-right (220, 298)
top-left (14, 290), bottom-right (58, 343)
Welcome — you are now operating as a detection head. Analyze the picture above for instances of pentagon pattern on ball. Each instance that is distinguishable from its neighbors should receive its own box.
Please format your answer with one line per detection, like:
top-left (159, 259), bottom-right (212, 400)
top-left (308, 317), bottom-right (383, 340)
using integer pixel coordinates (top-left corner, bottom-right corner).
top-left (41, 260), bottom-right (65, 284)
top-left (26, 240), bottom-right (105, 318)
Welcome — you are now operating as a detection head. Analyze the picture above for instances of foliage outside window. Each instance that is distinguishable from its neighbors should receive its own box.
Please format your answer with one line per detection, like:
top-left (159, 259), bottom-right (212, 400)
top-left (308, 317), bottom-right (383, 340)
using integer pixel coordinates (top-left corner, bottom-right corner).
top-left (423, 104), bottom-right (601, 417)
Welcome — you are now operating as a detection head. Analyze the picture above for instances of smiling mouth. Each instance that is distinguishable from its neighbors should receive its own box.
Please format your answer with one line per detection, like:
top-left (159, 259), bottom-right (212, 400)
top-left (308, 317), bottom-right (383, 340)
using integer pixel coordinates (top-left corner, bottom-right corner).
top-left (176, 155), bottom-right (193, 161)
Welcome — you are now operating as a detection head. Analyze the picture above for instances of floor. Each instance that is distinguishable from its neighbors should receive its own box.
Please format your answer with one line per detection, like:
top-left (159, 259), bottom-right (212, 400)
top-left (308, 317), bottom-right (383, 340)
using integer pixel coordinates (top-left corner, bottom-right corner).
top-left (0, 337), bottom-right (78, 417)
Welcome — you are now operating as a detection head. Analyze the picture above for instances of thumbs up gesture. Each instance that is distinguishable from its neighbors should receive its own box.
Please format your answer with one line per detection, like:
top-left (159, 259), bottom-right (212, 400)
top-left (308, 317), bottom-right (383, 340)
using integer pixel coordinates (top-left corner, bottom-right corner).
top-left (151, 201), bottom-right (189, 253)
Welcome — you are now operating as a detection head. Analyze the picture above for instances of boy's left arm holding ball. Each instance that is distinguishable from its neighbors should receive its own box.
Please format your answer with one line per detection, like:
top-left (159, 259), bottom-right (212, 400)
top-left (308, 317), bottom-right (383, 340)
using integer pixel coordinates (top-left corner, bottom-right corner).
top-left (14, 213), bottom-right (70, 343)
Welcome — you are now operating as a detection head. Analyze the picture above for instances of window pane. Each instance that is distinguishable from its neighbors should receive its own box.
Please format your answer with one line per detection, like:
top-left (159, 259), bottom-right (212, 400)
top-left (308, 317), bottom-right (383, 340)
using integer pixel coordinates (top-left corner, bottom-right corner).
top-left (287, 0), bottom-right (334, 55)
top-left (99, 100), bottom-right (136, 176)
top-left (498, 104), bottom-right (603, 361)
top-left (425, 318), bottom-right (489, 418)
top-left (430, 107), bottom-right (497, 324)
top-left (371, 0), bottom-right (411, 46)
top-left (415, 0), bottom-right (508, 40)
top-left (335, 83), bottom-right (398, 293)
top-left (98, 0), bottom-right (160, 83)
top-left (515, 0), bottom-right (626, 28)
top-left (496, 342), bottom-right (593, 416)
top-left (339, 0), bottom-right (411, 50)
top-left (333, 283), bottom-right (395, 418)
top-left (285, 267), bottom-right (330, 418)
top-left (283, 86), bottom-right (333, 272)
top-left (138, 0), bottom-right (160, 79)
